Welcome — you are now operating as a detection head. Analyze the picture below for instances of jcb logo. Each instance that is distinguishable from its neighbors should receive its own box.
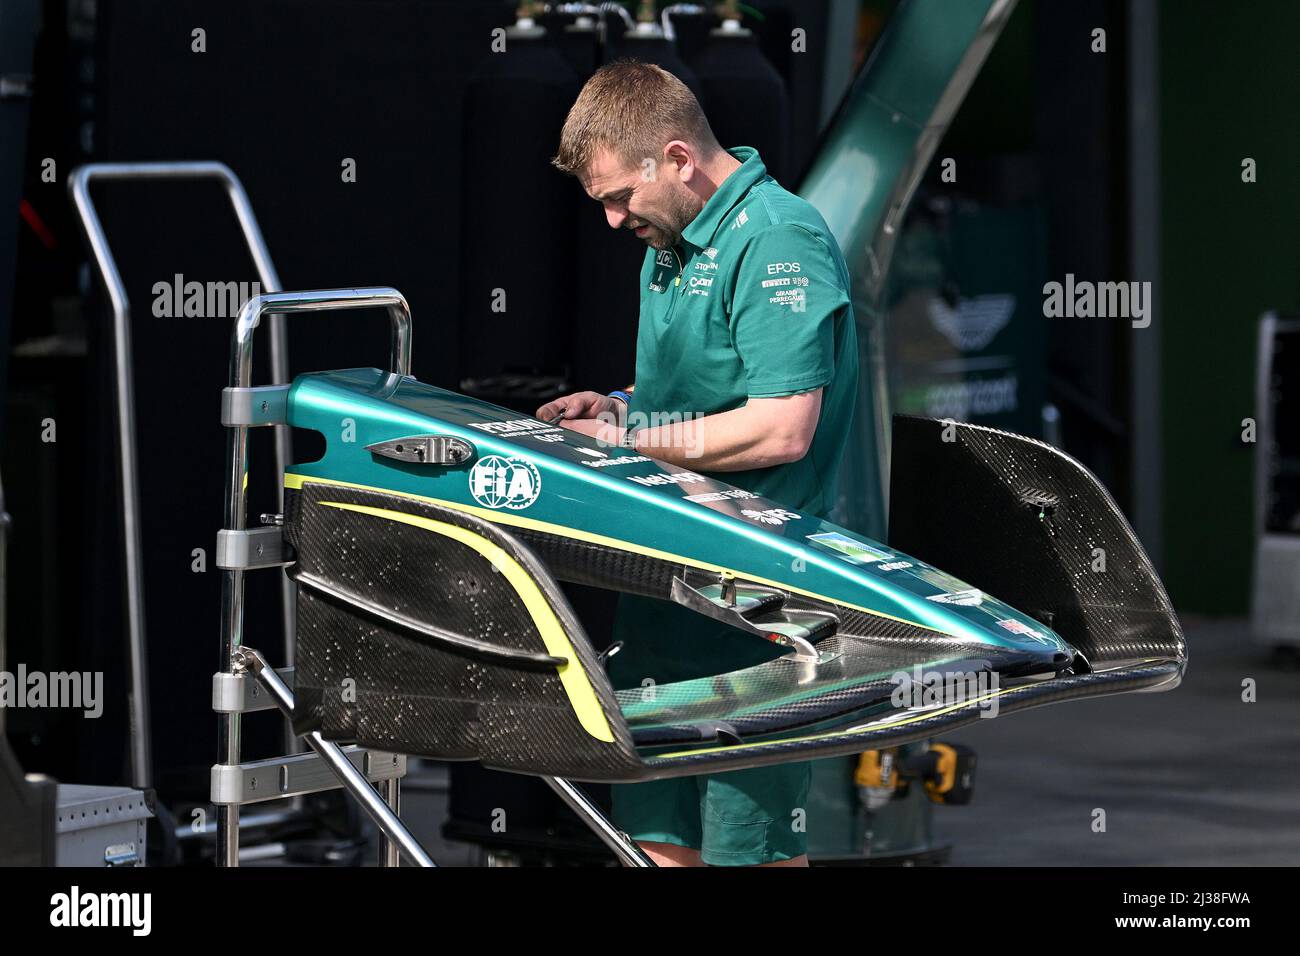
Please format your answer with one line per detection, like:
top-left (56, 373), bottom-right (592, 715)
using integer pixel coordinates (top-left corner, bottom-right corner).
top-left (766, 262), bottom-right (801, 274)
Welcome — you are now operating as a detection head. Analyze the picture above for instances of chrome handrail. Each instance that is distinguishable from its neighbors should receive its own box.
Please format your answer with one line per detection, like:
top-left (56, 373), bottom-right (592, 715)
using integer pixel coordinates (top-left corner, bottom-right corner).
top-left (216, 286), bottom-right (412, 867)
top-left (68, 161), bottom-right (289, 790)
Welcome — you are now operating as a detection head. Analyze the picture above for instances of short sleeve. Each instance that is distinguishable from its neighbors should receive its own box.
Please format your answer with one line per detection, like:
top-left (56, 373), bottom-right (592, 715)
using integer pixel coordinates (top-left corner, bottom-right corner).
top-left (728, 224), bottom-right (848, 398)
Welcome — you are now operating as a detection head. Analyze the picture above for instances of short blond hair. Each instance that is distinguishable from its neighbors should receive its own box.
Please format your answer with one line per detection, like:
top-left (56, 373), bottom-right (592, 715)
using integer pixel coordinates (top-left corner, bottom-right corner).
top-left (552, 60), bottom-right (720, 177)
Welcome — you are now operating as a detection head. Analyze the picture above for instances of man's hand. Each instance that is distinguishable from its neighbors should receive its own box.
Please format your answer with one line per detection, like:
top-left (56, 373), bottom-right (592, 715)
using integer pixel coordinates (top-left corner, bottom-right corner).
top-left (535, 391), bottom-right (621, 424)
top-left (533, 389), bottom-right (822, 472)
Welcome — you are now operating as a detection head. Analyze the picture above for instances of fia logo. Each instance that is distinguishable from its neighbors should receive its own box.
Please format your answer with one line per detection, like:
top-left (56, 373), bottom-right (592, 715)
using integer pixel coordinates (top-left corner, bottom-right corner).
top-left (469, 455), bottom-right (541, 510)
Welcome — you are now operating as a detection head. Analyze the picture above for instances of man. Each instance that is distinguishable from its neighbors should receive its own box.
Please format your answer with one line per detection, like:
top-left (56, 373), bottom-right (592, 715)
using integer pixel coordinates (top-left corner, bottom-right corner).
top-left (539, 61), bottom-right (859, 867)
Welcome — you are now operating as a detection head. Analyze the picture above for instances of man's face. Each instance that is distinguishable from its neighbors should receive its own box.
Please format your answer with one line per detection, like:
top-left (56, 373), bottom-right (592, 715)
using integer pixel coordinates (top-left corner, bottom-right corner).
top-left (581, 146), bottom-right (702, 250)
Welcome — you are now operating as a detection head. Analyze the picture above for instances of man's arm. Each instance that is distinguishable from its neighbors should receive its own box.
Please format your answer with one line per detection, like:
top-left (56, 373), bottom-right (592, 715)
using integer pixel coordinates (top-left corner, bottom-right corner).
top-left (561, 389), bottom-right (821, 470)
top-left (557, 222), bottom-right (845, 470)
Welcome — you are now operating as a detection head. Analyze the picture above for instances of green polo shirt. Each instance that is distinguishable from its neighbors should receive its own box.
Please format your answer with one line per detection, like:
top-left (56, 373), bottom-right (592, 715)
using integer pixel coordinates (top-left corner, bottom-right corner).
top-left (608, 149), bottom-right (859, 859)
top-left (627, 145), bottom-right (858, 517)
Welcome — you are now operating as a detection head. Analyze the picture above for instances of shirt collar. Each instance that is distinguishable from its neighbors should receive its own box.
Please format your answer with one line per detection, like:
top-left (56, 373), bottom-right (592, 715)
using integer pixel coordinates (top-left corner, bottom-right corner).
top-left (681, 146), bottom-right (766, 250)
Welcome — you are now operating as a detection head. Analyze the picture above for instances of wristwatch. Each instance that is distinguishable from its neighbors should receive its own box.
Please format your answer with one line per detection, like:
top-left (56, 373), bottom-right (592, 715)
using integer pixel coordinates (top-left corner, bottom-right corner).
top-left (608, 386), bottom-right (635, 448)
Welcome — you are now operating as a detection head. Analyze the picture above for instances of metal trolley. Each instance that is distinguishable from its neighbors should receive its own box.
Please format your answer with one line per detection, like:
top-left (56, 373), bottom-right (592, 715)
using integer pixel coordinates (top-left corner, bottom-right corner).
top-left (69, 162), bottom-right (650, 867)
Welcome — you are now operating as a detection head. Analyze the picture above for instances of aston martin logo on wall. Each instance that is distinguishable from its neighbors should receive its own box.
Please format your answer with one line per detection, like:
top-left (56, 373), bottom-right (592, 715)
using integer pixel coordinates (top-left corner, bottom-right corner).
top-left (928, 294), bottom-right (1016, 352)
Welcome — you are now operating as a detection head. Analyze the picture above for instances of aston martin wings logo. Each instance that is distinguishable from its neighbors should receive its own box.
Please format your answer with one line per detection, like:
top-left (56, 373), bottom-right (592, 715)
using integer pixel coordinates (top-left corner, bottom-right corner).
top-left (928, 294), bottom-right (1016, 351)
top-left (741, 508), bottom-right (800, 525)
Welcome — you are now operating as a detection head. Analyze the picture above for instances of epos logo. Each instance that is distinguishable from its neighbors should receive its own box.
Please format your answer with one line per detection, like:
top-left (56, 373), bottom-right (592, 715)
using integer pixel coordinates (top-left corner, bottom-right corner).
top-left (766, 261), bottom-right (801, 274)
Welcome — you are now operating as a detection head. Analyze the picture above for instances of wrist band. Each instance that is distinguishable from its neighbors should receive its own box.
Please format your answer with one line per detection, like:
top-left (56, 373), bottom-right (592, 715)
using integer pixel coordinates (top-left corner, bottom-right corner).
top-left (608, 389), bottom-right (632, 406)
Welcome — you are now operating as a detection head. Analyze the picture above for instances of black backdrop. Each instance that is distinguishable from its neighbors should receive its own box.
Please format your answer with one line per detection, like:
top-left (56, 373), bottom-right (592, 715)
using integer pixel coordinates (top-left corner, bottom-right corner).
top-left (78, 0), bottom-right (516, 795)
top-left (8, 0), bottom-right (835, 839)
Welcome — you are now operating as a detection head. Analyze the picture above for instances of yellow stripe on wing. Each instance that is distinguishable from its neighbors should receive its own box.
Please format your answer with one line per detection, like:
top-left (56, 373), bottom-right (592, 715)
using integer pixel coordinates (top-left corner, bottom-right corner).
top-left (318, 500), bottom-right (615, 745)
top-left (285, 472), bottom-right (942, 633)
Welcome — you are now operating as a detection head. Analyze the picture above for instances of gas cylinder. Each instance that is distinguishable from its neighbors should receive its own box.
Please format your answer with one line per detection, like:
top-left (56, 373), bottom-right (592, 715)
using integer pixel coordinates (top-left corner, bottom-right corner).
top-left (686, 8), bottom-right (792, 182)
top-left (459, 5), bottom-right (582, 388)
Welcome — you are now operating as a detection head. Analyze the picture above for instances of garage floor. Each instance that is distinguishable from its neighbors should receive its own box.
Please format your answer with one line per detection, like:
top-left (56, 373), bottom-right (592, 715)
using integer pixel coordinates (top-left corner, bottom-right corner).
top-left (933, 618), bottom-right (1300, 865)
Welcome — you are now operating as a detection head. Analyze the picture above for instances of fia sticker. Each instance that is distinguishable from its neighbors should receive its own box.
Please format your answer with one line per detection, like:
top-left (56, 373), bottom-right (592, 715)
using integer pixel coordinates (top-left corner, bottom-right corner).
top-left (878, 561), bottom-right (913, 571)
top-left (469, 455), bottom-right (541, 510)
top-left (581, 454), bottom-right (652, 469)
top-left (806, 531), bottom-right (891, 564)
top-left (626, 471), bottom-right (707, 487)
top-left (684, 489), bottom-right (758, 503)
top-left (995, 618), bottom-right (1054, 644)
top-left (927, 588), bottom-right (984, 606)
top-left (467, 418), bottom-right (566, 443)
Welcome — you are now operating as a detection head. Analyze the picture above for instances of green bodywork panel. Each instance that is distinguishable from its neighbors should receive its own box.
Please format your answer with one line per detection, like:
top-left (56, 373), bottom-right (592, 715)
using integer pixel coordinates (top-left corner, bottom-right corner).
top-left (286, 367), bottom-right (1072, 663)
top-left (792, 0), bottom-right (1016, 858)
top-left (799, 0), bottom-right (1011, 540)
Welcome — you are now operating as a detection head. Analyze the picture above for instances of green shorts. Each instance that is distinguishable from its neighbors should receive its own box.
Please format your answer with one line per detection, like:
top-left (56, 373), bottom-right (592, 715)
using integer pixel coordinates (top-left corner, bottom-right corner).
top-left (607, 593), bottom-right (813, 866)
top-left (611, 762), bottom-right (812, 866)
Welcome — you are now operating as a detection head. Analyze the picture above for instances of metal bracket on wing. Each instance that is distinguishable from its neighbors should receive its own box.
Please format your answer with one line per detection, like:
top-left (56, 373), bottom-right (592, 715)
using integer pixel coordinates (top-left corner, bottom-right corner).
top-left (669, 574), bottom-right (832, 663)
top-left (215, 526), bottom-right (294, 570)
top-left (292, 571), bottom-right (567, 668)
top-left (366, 434), bottom-right (476, 466)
